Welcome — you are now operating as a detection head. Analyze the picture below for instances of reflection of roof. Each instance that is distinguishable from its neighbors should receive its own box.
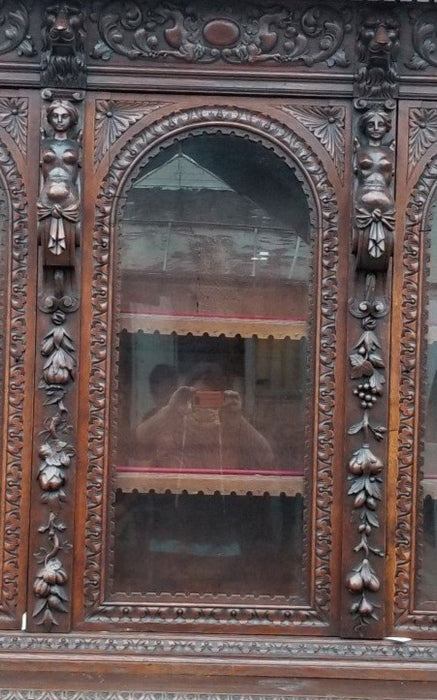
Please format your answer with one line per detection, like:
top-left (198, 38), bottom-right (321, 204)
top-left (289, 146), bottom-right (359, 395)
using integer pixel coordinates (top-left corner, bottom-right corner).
top-left (133, 154), bottom-right (233, 192)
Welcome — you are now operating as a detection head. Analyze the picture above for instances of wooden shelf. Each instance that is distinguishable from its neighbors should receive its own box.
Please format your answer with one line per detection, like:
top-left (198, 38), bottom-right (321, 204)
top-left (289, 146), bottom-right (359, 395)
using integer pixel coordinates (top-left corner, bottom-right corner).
top-left (116, 468), bottom-right (304, 497)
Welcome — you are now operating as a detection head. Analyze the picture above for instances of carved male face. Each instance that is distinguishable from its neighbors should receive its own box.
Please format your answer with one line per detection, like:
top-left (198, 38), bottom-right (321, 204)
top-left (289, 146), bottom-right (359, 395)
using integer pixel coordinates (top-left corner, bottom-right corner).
top-left (358, 14), bottom-right (400, 66)
top-left (45, 3), bottom-right (84, 53)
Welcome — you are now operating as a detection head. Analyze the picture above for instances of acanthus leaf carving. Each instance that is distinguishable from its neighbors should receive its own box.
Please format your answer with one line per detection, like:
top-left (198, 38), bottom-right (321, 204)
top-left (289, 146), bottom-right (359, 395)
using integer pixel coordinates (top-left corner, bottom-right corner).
top-left (280, 104), bottom-right (345, 181)
top-left (94, 100), bottom-right (169, 168)
top-left (0, 98), bottom-right (28, 157)
top-left (90, 1), bottom-right (351, 68)
top-left (406, 9), bottom-right (437, 71)
top-left (408, 108), bottom-right (437, 177)
top-left (0, 1), bottom-right (35, 57)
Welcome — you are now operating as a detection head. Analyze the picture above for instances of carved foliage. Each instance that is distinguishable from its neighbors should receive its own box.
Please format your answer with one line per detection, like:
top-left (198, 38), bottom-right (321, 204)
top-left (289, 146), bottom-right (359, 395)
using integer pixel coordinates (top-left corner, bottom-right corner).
top-left (33, 268), bottom-right (77, 630)
top-left (0, 1), bottom-right (34, 57)
top-left (94, 100), bottom-right (168, 168)
top-left (86, 105), bottom-right (339, 627)
top-left (355, 11), bottom-right (400, 100)
top-left (394, 153), bottom-right (437, 630)
top-left (346, 104), bottom-right (394, 629)
top-left (280, 104), bottom-right (345, 180)
top-left (41, 2), bottom-right (86, 88)
top-left (91, 1), bottom-right (351, 67)
top-left (0, 98), bottom-right (28, 157)
top-left (0, 143), bottom-right (28, 621)
top-left (406, 9), bottom-right (437, 71)
top-left (346, 273), bottom-right (388, 628)
top-left (408, 108), bottom-right (437, 176)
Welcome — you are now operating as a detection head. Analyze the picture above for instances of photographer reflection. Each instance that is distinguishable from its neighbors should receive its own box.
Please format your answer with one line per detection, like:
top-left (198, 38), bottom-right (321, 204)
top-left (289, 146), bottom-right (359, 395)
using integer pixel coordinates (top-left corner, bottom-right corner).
top-left (136, 362), bottom-right (274, 470)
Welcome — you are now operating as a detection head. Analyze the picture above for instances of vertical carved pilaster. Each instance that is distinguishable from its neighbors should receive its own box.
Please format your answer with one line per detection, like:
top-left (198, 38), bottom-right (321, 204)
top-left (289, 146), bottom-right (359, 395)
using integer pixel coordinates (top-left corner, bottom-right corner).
top-left (342, 9), bottom-right (399, 636)
top-left (41, 2), bottom-right (86, 89)
top-left (30, 93), bottom-right (82, 632)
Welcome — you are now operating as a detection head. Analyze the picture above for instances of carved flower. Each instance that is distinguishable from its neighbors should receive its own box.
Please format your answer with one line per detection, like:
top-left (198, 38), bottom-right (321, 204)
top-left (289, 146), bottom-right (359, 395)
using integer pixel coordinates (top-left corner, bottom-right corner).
top-left (280, 105), bottom-right (345, 178)
top-left (409, 108), bottom-right (437, 173)
top-left (94, 100), bottom-right (165, 165)
top-left (0, 97), bottom-right (28, 155)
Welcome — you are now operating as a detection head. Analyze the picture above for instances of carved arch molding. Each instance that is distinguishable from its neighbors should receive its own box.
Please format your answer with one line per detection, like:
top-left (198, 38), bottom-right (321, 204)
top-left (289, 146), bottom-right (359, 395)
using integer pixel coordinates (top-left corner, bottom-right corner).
top-left (81, 103), bottom-right (340, 630)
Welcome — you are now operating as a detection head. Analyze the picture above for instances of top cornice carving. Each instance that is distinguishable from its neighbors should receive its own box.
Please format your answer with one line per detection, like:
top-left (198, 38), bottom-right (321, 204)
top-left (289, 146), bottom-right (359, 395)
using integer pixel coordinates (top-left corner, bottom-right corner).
top-left (89, 2), bottom-right (352, 68)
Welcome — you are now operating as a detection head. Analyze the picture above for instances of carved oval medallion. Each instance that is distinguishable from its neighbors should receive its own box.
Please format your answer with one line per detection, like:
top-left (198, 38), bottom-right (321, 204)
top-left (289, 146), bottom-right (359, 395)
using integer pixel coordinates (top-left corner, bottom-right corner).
top-left (202, 19), bottom-right (240, 47)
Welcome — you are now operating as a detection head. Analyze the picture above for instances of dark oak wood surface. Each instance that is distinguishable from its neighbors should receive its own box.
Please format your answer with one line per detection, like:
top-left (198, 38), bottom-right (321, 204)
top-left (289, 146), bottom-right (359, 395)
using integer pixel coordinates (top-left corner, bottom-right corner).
top-left (0, 1), bottom-right (435, 696)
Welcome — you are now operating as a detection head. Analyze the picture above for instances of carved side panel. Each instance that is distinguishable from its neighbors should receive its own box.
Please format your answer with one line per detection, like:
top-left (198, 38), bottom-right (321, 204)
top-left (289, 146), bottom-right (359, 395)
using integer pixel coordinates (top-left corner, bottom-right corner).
top-left (0, 2), bottom-right (34, 58)
top-left (0, 135), bottom-right (29, 627)
top-left (394, 115), bottom-right (437, 631)
top-left (78, 102), bottom-right (342, 631)
top-left (341, 7), bottom-right (399, 638)
top-left (28, 93), bottom-right (82, 633)
top-left (90, 2), bottom-right (351, 68)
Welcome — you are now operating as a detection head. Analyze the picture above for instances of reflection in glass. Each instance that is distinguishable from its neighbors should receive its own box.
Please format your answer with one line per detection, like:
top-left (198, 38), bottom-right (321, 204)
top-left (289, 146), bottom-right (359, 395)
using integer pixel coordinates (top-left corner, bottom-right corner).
top-left (111, 134), bottom-right (312, 600)
top-left (418, 200), bottom-right (437, 606)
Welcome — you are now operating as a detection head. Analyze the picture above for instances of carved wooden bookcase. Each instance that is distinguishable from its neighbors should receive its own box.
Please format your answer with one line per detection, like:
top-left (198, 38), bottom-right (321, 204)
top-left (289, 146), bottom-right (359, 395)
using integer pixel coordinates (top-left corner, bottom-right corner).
top-left (0, 2), bottom-right (437, 699)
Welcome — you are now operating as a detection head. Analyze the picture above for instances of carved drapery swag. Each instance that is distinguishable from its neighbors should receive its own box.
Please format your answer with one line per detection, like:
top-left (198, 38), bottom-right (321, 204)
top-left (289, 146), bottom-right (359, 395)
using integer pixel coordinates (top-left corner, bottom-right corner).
top-left (345, 9), bottom-right (398, 631)
top-left (33, 95), bottom-right (82, 631)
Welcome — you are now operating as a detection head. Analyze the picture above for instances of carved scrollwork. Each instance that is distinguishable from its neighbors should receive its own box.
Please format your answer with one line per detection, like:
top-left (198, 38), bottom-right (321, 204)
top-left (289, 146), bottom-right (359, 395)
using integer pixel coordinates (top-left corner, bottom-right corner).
top-left (41, 2), bottom-right (86, 88)
top-left (408, 108), bottom-right (437, 177)
top-left (38, 99), bottom-right (81, 267)
top-left (355, 11), bottom-right (399, 100)
top-left (0, 98), bottom-right (28, 157)
top-left (406, 9), bottom-right (437, 71)
top-left (94, 100), bottom-right (169, 168)
top-left (280, 104), bottom-right (345, 180)
top-left (90, 1), bottom-right (351, 67)
top-left (84, 105), bottom-right (339, 628)
top-left (0, 1), bottom-right (34, 57)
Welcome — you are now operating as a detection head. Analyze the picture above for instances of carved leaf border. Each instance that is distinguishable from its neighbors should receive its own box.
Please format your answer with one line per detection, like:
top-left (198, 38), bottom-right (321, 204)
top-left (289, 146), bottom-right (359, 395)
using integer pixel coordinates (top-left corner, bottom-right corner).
top-left (0, 141), bottom-right (28, 623)
top-left (84, 105), bottom-right (339, 628)
top-left (395, 151), bottom-right (437, 631)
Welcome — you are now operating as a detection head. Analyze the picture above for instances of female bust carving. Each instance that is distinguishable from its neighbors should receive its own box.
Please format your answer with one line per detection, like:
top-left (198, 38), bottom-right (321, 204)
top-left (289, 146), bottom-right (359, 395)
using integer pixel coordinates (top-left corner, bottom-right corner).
top-left (38, 99), bottom-right (81, 267)
top-left (354, 108), bottom-right (394, 269)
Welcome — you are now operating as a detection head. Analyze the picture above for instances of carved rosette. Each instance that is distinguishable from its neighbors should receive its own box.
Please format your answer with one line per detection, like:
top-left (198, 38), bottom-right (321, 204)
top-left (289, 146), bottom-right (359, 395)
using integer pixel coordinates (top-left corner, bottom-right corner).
top-left (408, 108), bottom-right (437, 178)
top-left (91, 2), bottom-right (351, 67)
top-left (0, 98), bottom-right (28, 157)
top-left (94, 100), bottom-right (169, 168)
top-left (84, 105), bottom-right (339, 628)
top-left (280, 104), bottom-right (345, 181)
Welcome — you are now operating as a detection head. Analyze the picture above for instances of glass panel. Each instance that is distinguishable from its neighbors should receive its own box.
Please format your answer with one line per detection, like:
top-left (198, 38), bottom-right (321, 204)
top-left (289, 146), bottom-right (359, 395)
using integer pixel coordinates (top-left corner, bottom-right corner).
top-left (110, 133), bottom-right (312, 601)
top-left (417, 200), bottom-right (437, 606)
